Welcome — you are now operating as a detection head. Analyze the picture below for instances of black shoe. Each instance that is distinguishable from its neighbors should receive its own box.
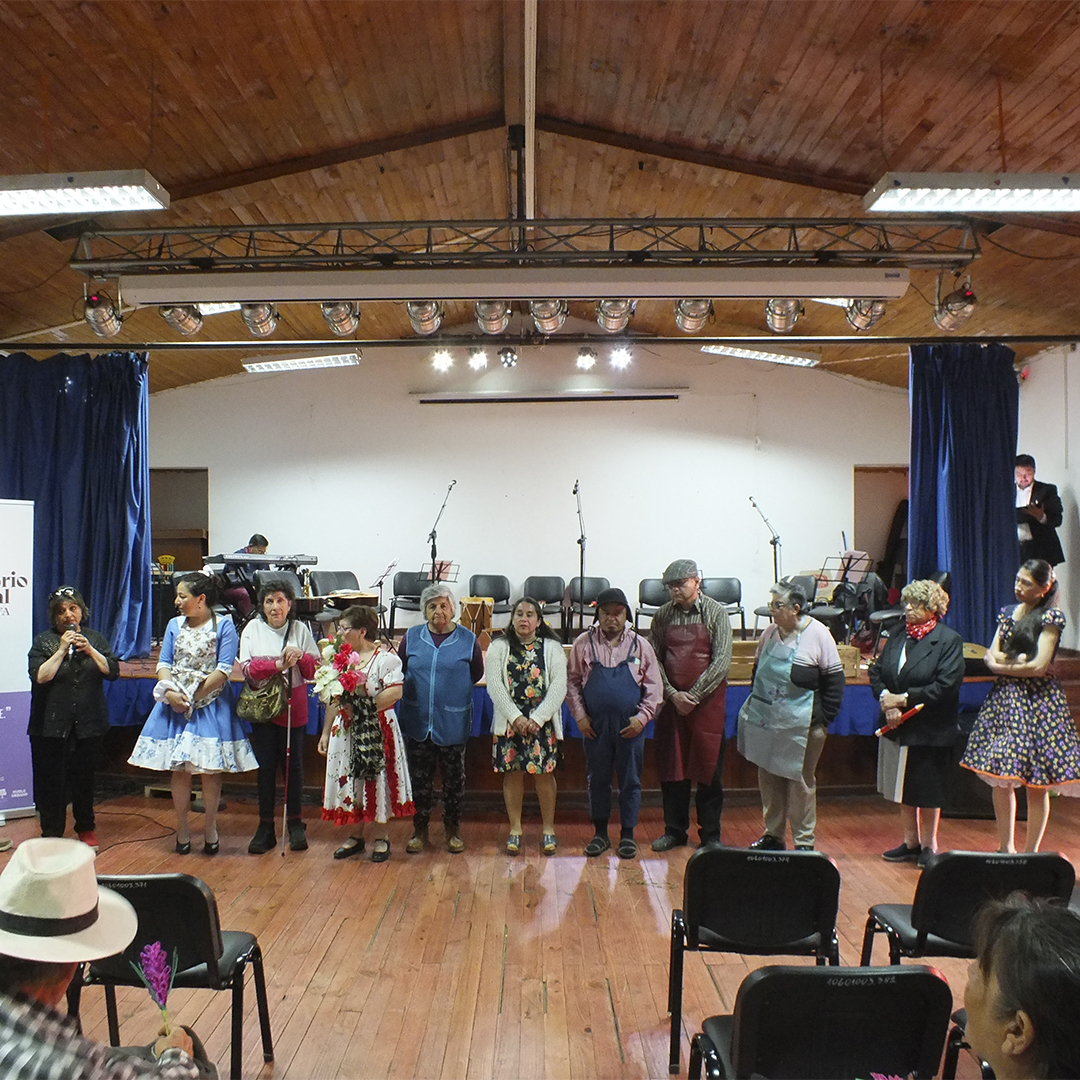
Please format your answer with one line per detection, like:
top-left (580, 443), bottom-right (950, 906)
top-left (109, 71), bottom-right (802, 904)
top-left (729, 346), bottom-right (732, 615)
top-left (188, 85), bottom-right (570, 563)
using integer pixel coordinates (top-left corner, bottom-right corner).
top-left (651, 834), bottom-right (687, 853)
top-left (882, 842), bottom-right (922, 863)
top-left (288, 820), bottom-right (308, 852)
top-left (617, 837), bottom-right (638, 859)
top-left (917, 846), bottom-right (936, 869)
top-left (175, 839), bottom-right (191, 855)
top-left (794, 844), bottom-right (815, 851)
top-left (202, 839), bottom-right (219, 856)
top-left (584, 835), bottom-right (611, 857)
top-left (248, 822), bottom-right (276, 855)
top-left (748, 834), bottom-right (786, 851)
top-left (334, 836), bottom-right (365, 859)
top-left (371, 839), bottom-right (391, 863)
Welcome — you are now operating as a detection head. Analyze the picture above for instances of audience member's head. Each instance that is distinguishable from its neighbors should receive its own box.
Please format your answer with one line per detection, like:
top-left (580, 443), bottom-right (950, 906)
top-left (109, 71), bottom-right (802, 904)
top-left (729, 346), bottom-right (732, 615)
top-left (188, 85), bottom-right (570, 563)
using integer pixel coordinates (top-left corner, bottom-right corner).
top-left (966, 895), bottom-right (1080, 1080)
top-left (247, 534), bottom-right (269, 553)
top-left (1015, 454), bottom-right (1037, 489)
top-left (0, 838), bottom-right (136, 1007)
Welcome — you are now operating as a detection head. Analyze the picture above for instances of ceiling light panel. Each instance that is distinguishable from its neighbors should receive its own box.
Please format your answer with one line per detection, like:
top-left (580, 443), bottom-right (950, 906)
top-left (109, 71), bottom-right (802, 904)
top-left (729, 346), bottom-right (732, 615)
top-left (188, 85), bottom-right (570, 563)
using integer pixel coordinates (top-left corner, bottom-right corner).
top-left (701, 344), bottom-right (820, 368)
top-left (0, 170), bottom-right (169, 215)
top-left (242, 351), bottom-right (360, 373)
top-left (866, 172), bottom-right (1080, 212)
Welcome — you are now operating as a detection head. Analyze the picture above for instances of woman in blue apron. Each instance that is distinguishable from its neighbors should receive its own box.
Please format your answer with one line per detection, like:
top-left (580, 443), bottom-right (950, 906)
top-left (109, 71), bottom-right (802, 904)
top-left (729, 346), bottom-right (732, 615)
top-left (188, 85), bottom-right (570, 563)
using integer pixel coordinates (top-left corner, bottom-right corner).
top-left (737, 580), bottom-right (845, 851)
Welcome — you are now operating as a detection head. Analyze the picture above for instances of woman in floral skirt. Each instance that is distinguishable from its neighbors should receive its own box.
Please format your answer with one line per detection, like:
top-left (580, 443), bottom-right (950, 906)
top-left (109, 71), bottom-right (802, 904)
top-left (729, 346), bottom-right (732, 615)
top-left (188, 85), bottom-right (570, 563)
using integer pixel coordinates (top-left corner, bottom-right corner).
top-left (317, 605), bottom-right (413, 862)
top-left (962, 560), bottom-right (1080, 852)
top-left (485, 596), bottom-right (567, 855)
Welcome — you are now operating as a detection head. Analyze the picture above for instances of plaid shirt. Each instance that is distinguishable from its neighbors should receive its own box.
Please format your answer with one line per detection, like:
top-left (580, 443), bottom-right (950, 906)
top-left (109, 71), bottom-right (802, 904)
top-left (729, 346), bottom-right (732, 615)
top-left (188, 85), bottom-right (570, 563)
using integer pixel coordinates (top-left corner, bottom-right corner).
top-left (0, 990), bottom-right (199, 1080)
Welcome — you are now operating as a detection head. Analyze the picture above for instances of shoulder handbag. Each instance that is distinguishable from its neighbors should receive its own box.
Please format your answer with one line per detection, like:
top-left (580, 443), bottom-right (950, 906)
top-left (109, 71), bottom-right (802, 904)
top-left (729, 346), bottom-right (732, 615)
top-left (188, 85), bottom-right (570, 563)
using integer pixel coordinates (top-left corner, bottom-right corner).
top-left (237, 623), bottom-right (292, 723)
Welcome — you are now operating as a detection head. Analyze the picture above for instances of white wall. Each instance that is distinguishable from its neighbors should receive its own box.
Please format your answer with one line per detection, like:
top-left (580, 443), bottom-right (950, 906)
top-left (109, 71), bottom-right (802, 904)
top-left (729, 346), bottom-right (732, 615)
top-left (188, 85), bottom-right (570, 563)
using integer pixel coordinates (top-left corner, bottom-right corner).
top-left (1017, 345), bottom-right (1079, 649)
top-left (149, 339), bottom-right (909, 628)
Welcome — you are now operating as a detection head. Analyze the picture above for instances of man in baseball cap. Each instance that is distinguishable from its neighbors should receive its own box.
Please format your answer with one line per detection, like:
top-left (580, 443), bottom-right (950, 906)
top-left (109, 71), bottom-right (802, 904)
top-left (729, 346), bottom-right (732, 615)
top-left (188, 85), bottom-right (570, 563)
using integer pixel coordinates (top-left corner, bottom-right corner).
top-left (566, 587), bottom-right (663, 859)
top-left (0, 837), bottom-right (204, 1078)
top-left (649, 559), bottom-right (733, 850)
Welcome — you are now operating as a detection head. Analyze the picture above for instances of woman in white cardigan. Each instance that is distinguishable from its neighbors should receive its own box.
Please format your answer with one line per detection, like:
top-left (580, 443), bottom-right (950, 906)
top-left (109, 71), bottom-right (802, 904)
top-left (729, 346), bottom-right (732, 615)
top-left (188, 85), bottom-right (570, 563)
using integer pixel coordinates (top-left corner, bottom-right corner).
top-left (485, 596), bottom-right (568, 855)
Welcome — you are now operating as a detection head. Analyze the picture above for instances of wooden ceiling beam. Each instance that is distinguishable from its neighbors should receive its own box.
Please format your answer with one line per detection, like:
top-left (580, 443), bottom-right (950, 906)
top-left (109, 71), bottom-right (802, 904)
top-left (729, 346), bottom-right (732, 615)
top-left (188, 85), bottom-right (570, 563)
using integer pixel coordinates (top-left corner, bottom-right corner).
top-left (171, 114), bottom-right (507, 201)
top-left (535, 115), bottom-right (867, 196)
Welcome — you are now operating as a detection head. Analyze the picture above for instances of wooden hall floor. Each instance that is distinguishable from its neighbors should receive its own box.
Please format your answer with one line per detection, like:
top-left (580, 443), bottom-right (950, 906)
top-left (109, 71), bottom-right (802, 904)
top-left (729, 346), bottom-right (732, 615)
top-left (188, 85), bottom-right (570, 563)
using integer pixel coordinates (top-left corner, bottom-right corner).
top-left (17, 793), bottom-right (1079, 1079)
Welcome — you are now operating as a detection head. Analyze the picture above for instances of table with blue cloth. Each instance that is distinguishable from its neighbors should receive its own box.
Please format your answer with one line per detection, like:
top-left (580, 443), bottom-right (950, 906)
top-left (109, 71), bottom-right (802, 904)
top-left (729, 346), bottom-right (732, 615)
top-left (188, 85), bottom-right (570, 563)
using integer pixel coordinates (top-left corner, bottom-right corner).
top-left (105, 678), bottom-right (991, 738)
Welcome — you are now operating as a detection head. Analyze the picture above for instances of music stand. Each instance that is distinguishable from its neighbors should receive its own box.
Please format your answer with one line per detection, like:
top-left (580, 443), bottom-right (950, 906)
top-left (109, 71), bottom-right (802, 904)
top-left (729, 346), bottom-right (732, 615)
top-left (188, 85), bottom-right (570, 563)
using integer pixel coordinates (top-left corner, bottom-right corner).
top-left (369, 559), bottom-right (398, 634)
top-left (421, 561), bottom-right (460, 584)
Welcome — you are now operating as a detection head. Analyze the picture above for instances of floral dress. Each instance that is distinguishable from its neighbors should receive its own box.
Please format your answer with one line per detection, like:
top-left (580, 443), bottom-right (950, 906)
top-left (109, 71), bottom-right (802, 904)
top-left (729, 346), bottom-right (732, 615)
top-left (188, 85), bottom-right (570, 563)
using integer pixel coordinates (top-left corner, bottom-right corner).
top-left (493, 640), bottom-right (561, 774)
top-left (322, 646), bottom-right (414, 825)
top-left (961, 607), bottom-right (1080, 792)
top-left (129, 615), bottom-right (258, 774)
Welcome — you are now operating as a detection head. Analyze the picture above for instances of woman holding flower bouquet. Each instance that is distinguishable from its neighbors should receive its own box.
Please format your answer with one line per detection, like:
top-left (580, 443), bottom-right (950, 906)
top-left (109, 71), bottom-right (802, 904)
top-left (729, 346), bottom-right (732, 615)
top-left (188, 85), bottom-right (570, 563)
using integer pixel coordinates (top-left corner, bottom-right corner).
top-left (317, 605), bottom-right (413, 861)
top-left (485, 597), bottom-right (568, 855)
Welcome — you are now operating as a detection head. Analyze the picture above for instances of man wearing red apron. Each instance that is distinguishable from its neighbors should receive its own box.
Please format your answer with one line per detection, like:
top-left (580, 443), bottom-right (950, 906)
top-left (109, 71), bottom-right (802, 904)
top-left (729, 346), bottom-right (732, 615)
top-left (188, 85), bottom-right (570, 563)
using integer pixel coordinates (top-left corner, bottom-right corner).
top-left (650, 559), bottom-right (733, 850)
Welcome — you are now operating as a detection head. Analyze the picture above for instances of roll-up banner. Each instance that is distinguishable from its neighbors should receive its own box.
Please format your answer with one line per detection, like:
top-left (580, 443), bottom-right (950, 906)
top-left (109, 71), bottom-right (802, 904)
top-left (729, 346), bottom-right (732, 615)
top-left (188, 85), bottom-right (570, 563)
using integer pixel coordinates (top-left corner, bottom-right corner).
top-left (0, 500), bottom-right (36, 817)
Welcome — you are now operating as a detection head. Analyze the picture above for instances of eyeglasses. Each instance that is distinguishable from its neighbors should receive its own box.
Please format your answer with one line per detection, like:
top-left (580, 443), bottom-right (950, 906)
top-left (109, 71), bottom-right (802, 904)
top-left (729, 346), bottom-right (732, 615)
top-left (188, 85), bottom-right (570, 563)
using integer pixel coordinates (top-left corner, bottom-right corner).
top-left (52, 587), bottom-right (76, 598)
top-left (769, 600), bottom-right (790, 611)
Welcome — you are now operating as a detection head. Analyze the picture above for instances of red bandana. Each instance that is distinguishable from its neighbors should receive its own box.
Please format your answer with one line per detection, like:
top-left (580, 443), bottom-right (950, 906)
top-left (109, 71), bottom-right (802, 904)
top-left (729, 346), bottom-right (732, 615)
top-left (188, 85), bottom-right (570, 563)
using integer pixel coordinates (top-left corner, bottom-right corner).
top-left (906, 615), bottom-right (938, 641)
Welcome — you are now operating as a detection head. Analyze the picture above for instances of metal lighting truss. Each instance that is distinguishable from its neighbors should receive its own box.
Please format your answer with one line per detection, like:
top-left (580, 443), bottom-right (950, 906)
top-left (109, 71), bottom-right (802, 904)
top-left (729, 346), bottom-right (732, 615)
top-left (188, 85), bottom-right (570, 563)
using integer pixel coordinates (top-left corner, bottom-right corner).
top-left (70, 217), bottom-right (979, 298)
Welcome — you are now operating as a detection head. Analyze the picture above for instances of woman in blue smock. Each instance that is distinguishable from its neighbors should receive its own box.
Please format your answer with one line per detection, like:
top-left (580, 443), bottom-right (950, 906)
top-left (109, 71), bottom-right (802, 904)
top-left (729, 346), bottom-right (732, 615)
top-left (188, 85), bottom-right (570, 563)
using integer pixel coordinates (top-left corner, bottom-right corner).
top-left (737, 580), bottom-right (845, 851)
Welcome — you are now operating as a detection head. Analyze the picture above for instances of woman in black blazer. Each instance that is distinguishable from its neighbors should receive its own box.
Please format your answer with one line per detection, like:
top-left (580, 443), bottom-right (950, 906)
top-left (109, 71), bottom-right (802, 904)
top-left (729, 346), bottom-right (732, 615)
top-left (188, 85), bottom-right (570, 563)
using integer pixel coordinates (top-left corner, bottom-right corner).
top-left (868, 578), bottom-right (965, 867)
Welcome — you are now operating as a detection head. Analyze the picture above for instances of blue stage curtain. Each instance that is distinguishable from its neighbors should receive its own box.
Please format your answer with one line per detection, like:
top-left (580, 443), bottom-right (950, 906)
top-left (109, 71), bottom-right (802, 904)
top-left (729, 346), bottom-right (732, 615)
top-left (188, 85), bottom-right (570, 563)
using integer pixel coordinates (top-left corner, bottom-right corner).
top-left (908, 343), bottom-right (1019, 645)
top-left (0, 351), bottom-right (152, 658)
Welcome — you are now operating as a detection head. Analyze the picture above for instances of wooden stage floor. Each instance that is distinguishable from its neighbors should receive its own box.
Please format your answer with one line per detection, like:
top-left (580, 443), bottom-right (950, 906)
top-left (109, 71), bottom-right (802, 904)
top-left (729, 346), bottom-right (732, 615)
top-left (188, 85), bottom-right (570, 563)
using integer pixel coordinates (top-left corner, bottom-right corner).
top-left (9, 793), bottom-right (1078, 1079)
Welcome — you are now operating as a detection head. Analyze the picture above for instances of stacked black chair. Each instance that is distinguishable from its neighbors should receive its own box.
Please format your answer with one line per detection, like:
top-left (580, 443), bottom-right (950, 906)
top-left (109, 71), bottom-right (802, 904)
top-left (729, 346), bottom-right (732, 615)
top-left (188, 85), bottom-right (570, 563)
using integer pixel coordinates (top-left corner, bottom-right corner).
top-left (668, 847), bottom-right (841, 1073)
top-left (860, 850), bottom-right (1074, 966)
top-left (688, 964), bottom-right (952, 1079)
top-left (751, 574), bottom-right (818, 633)
top-left (564, 575), bottom-right (610, 639)
top-left (253, 568), bottom-right (303, 599)
top-left (701, 577), bottom-right (746, 640)
top-left (309, 569), bottom-right (360, 595)
top-left (635, 577), bottom-right (668, 629)
top-left (468, 574), bottom-right (513, 618)
top-left (68, 873), bottom-right (273, 1080)
top-left (387, 570), bottom-right (431, 637)
top-left (522, 575), bottom-right (565, 634)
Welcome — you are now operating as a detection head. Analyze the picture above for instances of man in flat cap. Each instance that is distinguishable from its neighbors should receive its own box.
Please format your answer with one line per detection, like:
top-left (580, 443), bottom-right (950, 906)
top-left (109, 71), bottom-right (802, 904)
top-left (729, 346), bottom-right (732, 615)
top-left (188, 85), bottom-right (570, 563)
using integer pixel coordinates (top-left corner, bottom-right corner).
top-left (649, 559), bottom-right (732, 850)
top-left (567, 587), bottom-right (663, 859)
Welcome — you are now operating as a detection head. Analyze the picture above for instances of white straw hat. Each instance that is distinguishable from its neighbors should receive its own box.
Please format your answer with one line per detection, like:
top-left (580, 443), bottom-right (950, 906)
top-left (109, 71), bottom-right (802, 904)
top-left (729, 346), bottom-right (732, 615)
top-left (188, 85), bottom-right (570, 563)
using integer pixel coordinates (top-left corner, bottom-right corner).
top-left (0, 838), bottom-right (137, 962)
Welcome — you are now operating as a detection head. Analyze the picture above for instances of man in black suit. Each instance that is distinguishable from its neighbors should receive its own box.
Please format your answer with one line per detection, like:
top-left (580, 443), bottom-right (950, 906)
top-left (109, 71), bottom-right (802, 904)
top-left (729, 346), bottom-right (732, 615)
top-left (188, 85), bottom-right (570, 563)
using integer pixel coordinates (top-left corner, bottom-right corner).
top-left (1015, 454), bottom-right (1065, 566)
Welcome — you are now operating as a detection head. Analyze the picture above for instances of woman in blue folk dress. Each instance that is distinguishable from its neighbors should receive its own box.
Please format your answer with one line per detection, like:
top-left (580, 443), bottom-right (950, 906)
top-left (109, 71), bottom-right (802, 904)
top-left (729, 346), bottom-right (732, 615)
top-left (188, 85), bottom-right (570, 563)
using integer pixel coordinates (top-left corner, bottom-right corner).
top-left (129, 571), bottom-right (257, 854)
top-left (962, 560), bottom-right (1080, 852)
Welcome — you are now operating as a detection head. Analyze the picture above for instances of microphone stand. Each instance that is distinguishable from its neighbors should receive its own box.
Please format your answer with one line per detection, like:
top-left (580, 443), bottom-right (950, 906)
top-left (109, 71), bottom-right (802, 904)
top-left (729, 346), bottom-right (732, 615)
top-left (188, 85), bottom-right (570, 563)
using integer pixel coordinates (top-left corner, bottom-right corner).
top-left (748, 496), bottom-right (782, 582)
top-left (427, 480), bottom-right (456, 582)
top-left (369, 559), bottom-right (398, 636)
top-left (574, 481), bottom-right (587, 635)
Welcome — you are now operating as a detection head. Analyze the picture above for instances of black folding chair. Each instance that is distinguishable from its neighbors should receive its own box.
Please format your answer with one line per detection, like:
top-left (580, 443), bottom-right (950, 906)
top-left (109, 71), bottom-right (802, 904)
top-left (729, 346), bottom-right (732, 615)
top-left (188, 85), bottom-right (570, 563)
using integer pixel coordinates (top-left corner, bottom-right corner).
top-left (635, 577), bottom-right (668, 629)
top-left (701, 577), bottom-right (746, 640)
top-left (669, 848), bottom-right (841, 1073)
top-left (68, 873), bottom-right (273, 1080)
top-left (860, 850), bottom-right (1075, 965)
top-left (688, 964), bottom-right (952, 1079)
top-left (387, 570), bottom-right (430, 637)
top-left (468, 574), bottom-right (513, 617)
top-left (565, 575), bottom-right (609, 639)
top-left (523, 575), bottom-right (565, 636)
top-left (309, 569), bottom-right (360, 595)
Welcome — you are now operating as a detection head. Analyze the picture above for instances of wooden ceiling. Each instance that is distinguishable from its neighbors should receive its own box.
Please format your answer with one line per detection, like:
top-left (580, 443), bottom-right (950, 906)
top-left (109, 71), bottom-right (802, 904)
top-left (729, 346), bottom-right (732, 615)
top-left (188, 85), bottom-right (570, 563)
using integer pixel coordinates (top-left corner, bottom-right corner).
top-left (2, 0), bottom-right (1080, 393)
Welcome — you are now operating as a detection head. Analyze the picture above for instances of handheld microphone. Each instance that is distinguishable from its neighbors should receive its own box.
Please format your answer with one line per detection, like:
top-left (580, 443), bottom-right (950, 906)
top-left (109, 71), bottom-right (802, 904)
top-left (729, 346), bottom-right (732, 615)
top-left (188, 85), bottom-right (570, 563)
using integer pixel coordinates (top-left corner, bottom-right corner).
top-left (66, 623), bottom-right (76, 657)
top-left (573, 480), bottom-right (579, 495)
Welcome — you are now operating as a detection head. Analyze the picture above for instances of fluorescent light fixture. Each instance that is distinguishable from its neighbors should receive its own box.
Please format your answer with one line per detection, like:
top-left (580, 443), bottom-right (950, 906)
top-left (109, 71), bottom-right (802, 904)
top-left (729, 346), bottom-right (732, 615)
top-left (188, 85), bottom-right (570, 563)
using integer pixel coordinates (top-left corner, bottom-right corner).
top-left (196, 302), bottom-right (241, 315)
top-left (119, 267), bottom-right (911, 304)
top-left (414, 387), bottom-right (685, 404)
top-left (866, 172), bottom-right (1080, 212)
top-left (701, 344), bottom-right (821, 368)
top-left (242, 351), bottom-right (360, 373)
top-left (432, 349), bottom-right (453, 372)
top-left (0, 170), bottom-right (169, 215)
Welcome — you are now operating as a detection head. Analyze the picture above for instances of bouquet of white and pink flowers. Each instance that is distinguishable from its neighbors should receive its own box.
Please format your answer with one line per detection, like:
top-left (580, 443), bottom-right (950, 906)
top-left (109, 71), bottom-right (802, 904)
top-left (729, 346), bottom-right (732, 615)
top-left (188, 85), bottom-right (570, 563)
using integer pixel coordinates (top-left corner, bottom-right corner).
top-left (314, 635), bottom-right (368, 705)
